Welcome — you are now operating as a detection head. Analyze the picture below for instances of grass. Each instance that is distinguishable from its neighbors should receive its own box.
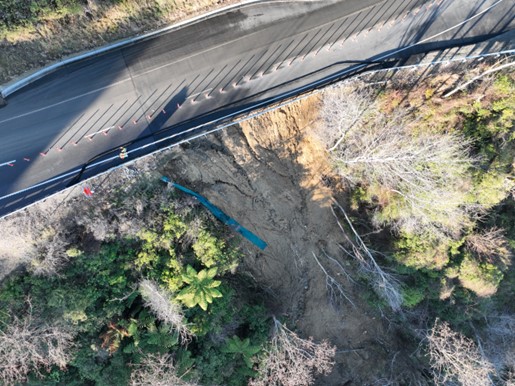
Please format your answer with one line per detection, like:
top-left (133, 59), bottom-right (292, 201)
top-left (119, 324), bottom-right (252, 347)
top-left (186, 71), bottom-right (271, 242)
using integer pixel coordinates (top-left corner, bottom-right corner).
top-left (0, 0), bottom-right (238, 85)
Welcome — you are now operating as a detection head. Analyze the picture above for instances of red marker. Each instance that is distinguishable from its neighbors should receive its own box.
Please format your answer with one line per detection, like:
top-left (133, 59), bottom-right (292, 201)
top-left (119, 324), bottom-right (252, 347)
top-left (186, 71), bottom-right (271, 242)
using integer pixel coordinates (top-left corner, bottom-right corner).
top-left (83, 187), bottom-right (94, 197)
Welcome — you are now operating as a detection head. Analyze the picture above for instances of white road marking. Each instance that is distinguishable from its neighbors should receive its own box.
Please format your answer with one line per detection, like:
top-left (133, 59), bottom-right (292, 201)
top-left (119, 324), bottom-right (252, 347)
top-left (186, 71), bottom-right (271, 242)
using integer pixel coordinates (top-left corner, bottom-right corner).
top-left (0, 0), bottom-right (507, 203)
top-left (0, 78), bottom-right (132, 125)
top-left (87, 126), bottom-right (116, 138)
top-left (0, 160), bottom-right (16, 167)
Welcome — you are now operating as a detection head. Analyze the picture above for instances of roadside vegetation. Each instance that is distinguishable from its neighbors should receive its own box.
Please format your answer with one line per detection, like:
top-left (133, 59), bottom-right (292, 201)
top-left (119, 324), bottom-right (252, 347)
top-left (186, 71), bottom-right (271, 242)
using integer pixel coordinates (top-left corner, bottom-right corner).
top-left (0, 5), bottom-right (513, 379)
top-left (0, 0), bottom-right (235, 84)
top-left (317, 62), bottom-right (514, 384)
top-left (0, 174), bottom-right (334, 385)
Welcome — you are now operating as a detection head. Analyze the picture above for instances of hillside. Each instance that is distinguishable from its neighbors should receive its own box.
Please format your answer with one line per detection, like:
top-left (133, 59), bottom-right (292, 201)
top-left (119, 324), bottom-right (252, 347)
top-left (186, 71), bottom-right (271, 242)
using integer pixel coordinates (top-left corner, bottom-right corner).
top-left (0, 59), bottom-right (514, 385)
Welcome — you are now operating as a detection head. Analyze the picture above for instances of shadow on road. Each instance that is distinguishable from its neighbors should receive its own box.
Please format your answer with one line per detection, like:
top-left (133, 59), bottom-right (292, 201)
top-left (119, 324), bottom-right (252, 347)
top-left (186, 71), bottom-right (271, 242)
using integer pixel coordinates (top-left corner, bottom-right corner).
top-left (0, 0), bottom-right (513, 218)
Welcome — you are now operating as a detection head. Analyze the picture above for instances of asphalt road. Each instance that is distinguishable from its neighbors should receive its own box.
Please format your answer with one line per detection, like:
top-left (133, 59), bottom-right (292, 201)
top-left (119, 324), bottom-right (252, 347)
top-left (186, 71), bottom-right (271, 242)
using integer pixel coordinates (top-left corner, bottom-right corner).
top-left (0, 0), bottom-right (513, 217)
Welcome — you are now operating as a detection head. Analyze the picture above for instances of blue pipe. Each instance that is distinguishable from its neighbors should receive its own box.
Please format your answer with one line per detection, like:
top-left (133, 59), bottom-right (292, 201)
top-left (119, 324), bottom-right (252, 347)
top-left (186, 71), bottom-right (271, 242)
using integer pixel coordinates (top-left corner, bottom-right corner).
top-left (161, 176), bottom-right (267, 250)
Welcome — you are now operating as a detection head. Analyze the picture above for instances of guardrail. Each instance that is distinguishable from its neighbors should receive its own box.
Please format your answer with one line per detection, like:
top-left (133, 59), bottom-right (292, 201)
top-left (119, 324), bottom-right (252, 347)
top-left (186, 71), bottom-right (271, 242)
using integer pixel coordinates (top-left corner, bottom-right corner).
top-left (2, 46), bottom-right (513, 221)
top-left (69, 34), bottom-right (515, 185)
top-left (0, 0), bottom-right (513, 218)
top-left (0, 56), bottom-right (388, 219)
top-left (358, 48), bottom-right (515, 76)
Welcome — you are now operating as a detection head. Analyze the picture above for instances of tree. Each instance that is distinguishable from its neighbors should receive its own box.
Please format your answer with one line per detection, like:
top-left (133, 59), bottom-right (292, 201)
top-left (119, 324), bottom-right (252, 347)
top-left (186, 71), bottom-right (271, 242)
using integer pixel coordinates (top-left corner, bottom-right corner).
top-left (319, 84), bottom-right (478, 239)
top-left (332, 199), bottom-right (402, 311)
top-left (249, 317), bottom-right (335, 386)
top-left (222, 336), bottom-right (261, 369)
top-left (465, 228), bottom-right (512, 270)
top-left (0, 302), bottom-right (75, 384)
top-left (176, 265), bottom-right (222, 311)
top-left (139, 279), bottom-right (192, 343)
top-left (130, 353), bottom-right (198, 386)
top-left (427, 319), bottom-right (495, 386)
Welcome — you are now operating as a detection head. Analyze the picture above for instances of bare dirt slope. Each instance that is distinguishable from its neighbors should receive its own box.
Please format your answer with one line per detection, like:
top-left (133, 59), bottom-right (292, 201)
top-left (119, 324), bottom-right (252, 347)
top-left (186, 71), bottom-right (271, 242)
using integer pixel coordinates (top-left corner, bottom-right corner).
top-left (162, 97), bottom-right (414, 384)
top-left (0, 95), bottom-right (420, 384)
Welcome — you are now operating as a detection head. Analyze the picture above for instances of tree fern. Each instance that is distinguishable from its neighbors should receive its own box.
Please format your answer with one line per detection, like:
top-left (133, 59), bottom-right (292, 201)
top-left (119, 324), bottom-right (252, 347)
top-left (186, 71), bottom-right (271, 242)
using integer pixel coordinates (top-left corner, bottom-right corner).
top-left (176, 265), bottom-right (222, 311)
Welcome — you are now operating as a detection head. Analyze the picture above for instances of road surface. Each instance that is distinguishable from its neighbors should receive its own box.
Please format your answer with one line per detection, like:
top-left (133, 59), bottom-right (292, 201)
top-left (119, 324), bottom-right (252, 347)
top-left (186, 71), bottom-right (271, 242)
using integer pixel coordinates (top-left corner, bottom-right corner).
top-left (0, 0), bottom-right (513, 217)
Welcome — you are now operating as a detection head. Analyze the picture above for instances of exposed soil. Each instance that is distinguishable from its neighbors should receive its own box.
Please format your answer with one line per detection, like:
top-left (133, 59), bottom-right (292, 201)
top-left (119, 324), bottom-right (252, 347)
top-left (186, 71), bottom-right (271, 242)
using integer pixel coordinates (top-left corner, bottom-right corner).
top-left (0, 93), bottom-right (426, 384)
top-left (160, 96), bottom-right (423, 384)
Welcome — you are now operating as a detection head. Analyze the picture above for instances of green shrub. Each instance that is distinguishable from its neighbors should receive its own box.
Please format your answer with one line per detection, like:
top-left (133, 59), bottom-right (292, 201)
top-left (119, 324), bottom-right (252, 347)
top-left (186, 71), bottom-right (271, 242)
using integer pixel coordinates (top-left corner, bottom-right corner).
top-left (193, 230), bottom-right (226, 268)
top-left (458, 254), bottom-right (503, 297)
top-left (493, 74), bottom-right (515, 96)
top-left (163, 211), bottom-right (188, 239)
top-left (193, 229), bottom-right (239, 273)
top-left (0, 0), bottom-right (83, 28)
top-left (222, 336), bottom-right (261, 369)
top-left (393, 232), bottom-right (450, 270)
top-left (469, 170), bottom-right (514, 208)
top-left (401, 286), bottom-right (426, 308)
top-left (461, 74), bottom-right (515, 153)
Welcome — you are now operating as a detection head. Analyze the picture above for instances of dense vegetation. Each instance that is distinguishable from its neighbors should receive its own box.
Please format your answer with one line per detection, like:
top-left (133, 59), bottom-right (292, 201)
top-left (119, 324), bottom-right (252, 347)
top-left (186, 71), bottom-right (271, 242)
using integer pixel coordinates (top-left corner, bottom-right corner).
top-left (0, 181), bottom-right (272, 385)
top-left (0, 57), bottom-right (512, 385)
top-left (0, 172), bottom-right (337, 385)
top-left (319, 66), bottom-right (514, 384)
top-left (0, 0), bottom-right (85, 28)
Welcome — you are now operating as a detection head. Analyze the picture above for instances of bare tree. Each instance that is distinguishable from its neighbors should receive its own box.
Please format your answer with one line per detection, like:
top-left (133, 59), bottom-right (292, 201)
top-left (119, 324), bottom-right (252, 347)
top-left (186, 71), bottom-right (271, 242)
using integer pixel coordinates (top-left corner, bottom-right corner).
top-left (139, 279), bottom-right (192, 344)
top-left (466, 228), bottom-right (513, 269)
top-left (312, 251), bottom-right (356, 309)
top-left (0, 207), bottom-right (70, 279)
top-left (482, 314), bottom-right (515, 383)
top-left (0, 301), bottom-right (76, 384)
top-left (317, 82), bottom-right (379, 152)
top-left (443, 61), bottom-right (515, 98)
top-left (427, 319), bottom-right (495, 386)
top-left (29, 229), bottom-right (70, 277)
top-left (249, 317), bottom-right (335, 386)
top-left (130, 352), bottom-right (198, 386)
top-left (319, 84), bottom-right (478, 239)
top-left (331, 199), bottom-right (403, 311)
top-left (8, 188), bottom-right (95, 278)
